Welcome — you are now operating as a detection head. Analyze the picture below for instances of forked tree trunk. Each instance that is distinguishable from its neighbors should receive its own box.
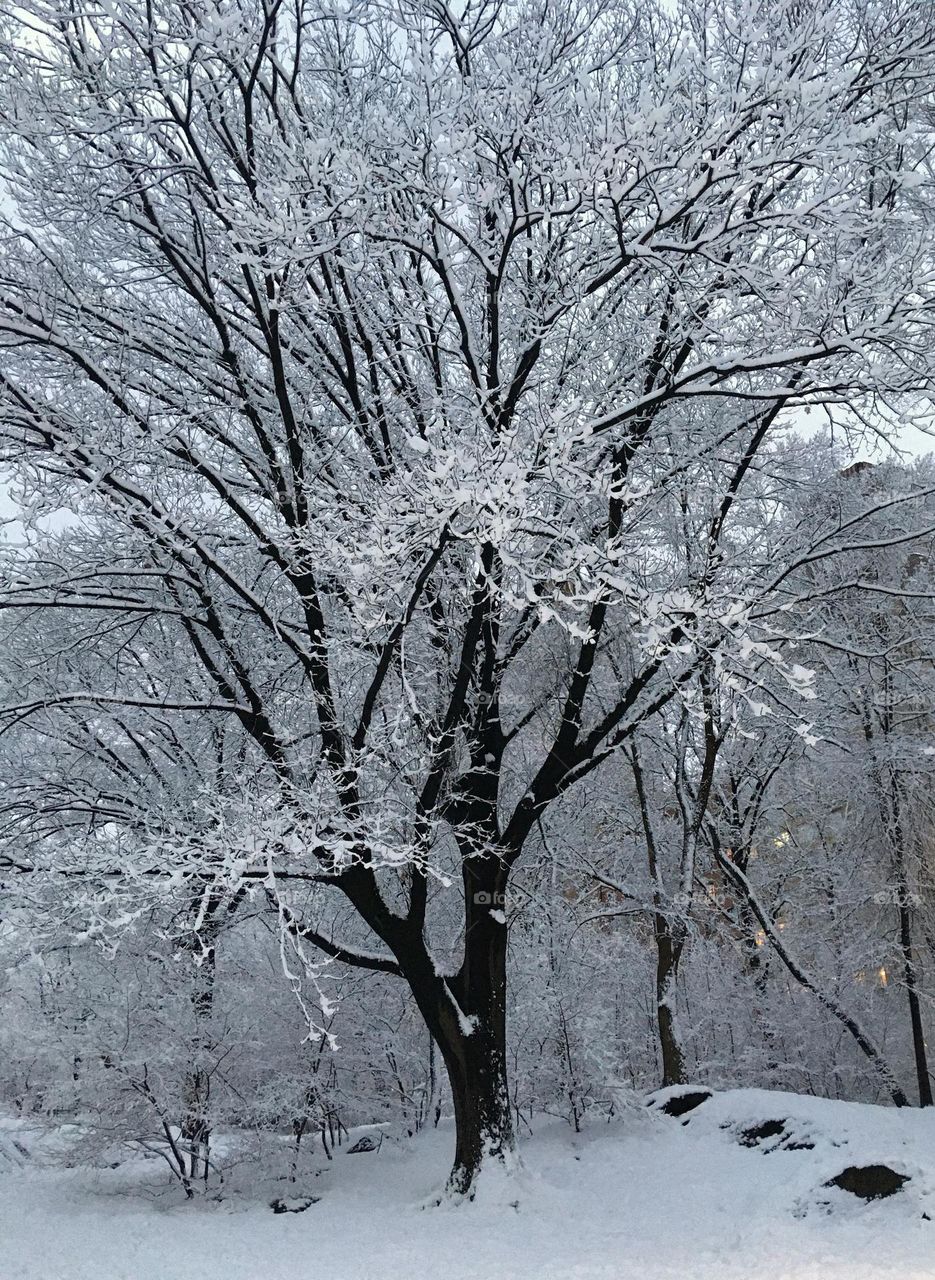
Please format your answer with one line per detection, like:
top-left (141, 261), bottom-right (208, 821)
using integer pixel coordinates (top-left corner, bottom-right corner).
top-left (337, 833), bottom-right (518, 1199)
top-left (401, 875), bottom-right (516, 1198)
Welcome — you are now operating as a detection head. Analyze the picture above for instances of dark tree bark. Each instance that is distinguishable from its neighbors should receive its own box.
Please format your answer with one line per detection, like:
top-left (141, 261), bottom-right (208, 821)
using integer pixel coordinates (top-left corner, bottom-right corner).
top-left (419, 949), bottom-right (514, 1196)
top-left (883, 767), bottom-right (932, 1107)
top-left (655, 937), bottom-right (687, 1089)
top-left (293, 845), bottom-right (518, 1198)
top-left (628, 744), bottom-right (686, 1087)
top-left (893, 843), bottom-right (933, 1107)
top-left (399, 859), bottom-right (515, 1196)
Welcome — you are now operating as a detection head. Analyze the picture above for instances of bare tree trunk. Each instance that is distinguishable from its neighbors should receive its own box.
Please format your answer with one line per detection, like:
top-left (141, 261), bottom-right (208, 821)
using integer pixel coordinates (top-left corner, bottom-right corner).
top-left (403, 974), bottom-right (514, 1197)
top-left (412, 877), bottom-right (516, 1198)
top-left (630, 685), bottom-right (718, 1090)
top-left (334, 853), bottom-right (516, 1200)
top-left (177, 883), bottom-right (244, 1188)
top-left (862, 698), bottom-right (933, 1107)
top-left (179, 939), bottom-right (215, 1188)
top-left (629, 745), bottom-right (687, 1086)
top-left (426, 1033), bottom-right (442, 1129)
top-left (886, 779), bottom-right (933, 1106)
top-left (439, 1022), bottom-right (513, 1196)
top-left (895, 876), bottom-right (933, 1107)
top-left (655, 932), bottom-right (686, 1087)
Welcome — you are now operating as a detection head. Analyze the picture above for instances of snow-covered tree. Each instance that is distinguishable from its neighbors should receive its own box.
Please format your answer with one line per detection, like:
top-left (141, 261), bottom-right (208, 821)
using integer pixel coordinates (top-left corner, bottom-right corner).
top-left (1, 0), bottom-right (933, 1194)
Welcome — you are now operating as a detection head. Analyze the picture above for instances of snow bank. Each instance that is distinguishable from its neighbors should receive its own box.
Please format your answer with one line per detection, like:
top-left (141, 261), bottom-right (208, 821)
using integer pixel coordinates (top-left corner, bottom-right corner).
top-left (1, 1089), bottom-right (934, 1279)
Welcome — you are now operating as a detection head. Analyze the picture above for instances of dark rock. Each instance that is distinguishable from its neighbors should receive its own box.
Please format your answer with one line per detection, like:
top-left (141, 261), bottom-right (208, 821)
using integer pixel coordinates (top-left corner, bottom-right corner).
top-left (737, 1119), bottom-right (815, 1152)
top-left (346, 1134), bottom-right (380, 1154)
top-left (649, 1088), bottom-right (713, 1118)
top-left (738, 1119), bottom-right (787, 1147)
top-left (825, 1164), bottom-right (910, 1201)
top-left (271, 1195), bottom-right (320, 1214)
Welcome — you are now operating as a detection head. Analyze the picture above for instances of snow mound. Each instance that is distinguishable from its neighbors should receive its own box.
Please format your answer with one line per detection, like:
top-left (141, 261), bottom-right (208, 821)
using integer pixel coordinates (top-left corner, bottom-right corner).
top-left (652, 1084), bottom-right (934, 1219)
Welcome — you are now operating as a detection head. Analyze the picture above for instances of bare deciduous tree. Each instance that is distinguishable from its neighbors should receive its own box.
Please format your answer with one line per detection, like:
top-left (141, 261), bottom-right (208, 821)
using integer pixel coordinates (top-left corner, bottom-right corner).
top-left (1, 0), bottom-right (933, 1194)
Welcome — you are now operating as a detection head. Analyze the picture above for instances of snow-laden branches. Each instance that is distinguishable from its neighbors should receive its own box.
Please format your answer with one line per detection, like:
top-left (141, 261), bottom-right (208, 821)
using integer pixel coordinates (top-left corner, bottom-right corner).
top-left (0, 0), bottom-right (933, 1191)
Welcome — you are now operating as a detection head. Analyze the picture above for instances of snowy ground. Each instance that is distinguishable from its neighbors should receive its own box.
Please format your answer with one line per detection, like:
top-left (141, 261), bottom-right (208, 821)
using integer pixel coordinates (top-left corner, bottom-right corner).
top-left (2, 1089), bottom-right (934, 1280)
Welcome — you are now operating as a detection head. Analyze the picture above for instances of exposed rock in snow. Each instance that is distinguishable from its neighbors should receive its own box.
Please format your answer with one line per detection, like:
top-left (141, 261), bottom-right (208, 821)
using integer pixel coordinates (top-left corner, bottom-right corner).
top-left (644, 1084), bottom-right (712, 1118)
top-left (825, 1164), bottom-right (911, 1201)
top-left (732, 1118), bottom-right (817, 1151)
top-left (737, 1118), bottom-right (788, 1147)
top-left (346, 1134), bottom-right (381, 1155)
top-left (270, 1195), bottom-right (320, 1214)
